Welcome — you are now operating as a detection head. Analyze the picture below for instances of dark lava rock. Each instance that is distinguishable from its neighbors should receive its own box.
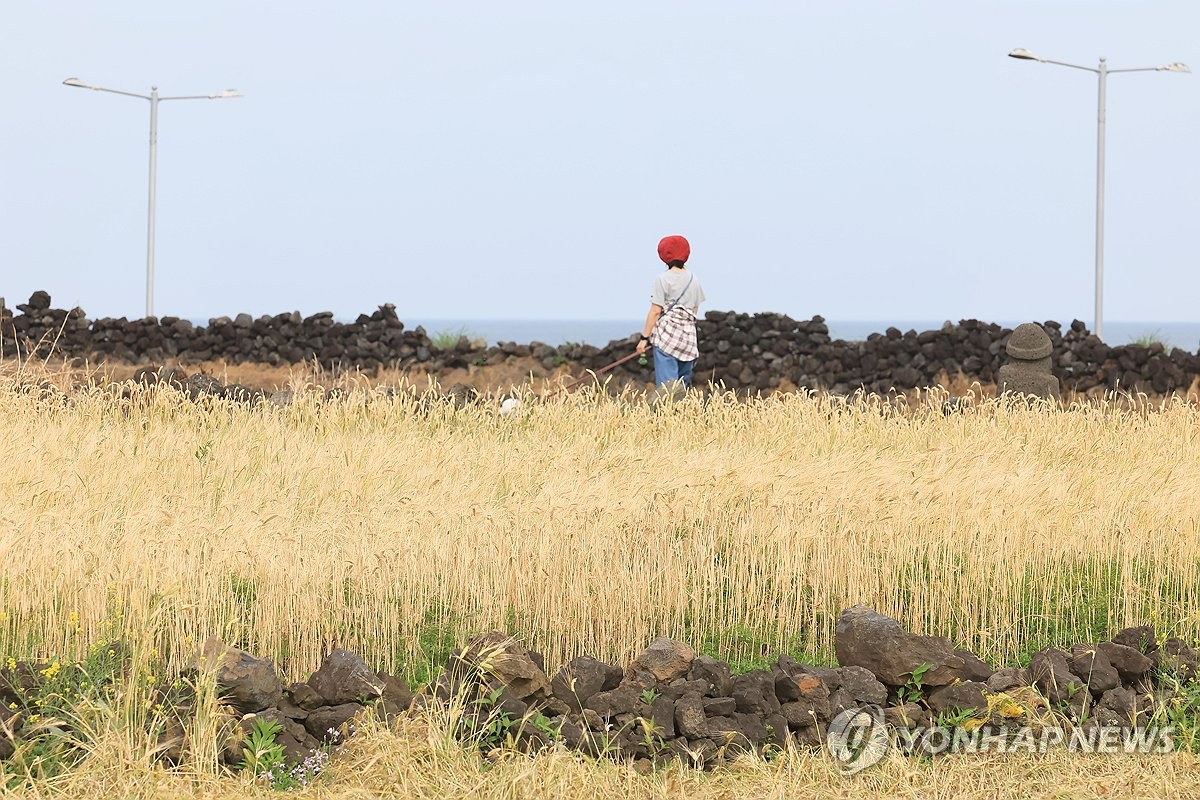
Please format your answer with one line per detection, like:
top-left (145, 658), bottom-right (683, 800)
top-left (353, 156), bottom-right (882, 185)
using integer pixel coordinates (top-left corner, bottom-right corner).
top-left (834, 605), bottom-right (968, 687)
top-left (308, 648), bottom-right (384, 705)
top-left (304, 702), bottom-right (364, 741)
top-left (551, 656), bottom-right (622, 712)
top-left (199, 638), bottom-right (282, 714)
top-left (926, 681), bottom-right (988, 715)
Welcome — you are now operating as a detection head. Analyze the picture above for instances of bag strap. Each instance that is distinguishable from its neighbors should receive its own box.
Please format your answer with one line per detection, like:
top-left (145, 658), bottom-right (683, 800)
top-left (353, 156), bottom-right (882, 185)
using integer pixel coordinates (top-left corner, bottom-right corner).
top-left (665, 275), bottom-right (694, 311)
top-left (652, 275), bottom-right (696, 342)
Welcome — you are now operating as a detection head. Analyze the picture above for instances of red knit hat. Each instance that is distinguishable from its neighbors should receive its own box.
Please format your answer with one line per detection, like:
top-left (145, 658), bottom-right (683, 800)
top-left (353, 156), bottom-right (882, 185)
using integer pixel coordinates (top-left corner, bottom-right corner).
top-left (657, 235), bottom-right (690, 265)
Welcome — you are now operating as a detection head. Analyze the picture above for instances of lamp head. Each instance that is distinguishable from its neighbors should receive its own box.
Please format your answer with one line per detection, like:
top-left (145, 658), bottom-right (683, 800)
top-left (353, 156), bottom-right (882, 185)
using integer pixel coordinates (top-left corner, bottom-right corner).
top-left (62, 77), bottom-right (95, 89)
top-left (208, 89), bottom-right (243, 98)
top-left (1159, 62), bottom-right (1191, 73)
top-left (1008, 48), bottom-right (1043, 62)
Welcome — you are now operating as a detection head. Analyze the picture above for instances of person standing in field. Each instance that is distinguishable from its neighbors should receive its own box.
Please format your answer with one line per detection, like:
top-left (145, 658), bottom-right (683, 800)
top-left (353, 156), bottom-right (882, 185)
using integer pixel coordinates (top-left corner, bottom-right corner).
top-left (635, 235), bottom-right (706, 390)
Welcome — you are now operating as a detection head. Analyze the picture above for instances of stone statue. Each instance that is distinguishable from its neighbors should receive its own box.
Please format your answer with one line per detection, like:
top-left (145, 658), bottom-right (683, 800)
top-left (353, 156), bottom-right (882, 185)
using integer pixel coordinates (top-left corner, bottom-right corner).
top-left (998, 323), bottom-right (1060, 401)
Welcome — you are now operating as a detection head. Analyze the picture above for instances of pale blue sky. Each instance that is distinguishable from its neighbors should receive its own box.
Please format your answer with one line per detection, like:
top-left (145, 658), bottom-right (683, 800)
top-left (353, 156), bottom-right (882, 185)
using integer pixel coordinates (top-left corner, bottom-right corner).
top-left (1, 2), bottom-right (1196, 324)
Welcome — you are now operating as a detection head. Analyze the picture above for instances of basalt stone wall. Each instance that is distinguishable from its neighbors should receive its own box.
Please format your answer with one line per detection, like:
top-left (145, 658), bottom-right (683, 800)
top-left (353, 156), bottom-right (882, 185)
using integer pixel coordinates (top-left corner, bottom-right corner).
top-left (681, 312), bottom-right (1200, 396)
top-left (1, 607), bottom-right (1193, 772)
top-left (4, 291), bottom-right (1200, 394)
top-left (1, 291), bottom-right (434, 370)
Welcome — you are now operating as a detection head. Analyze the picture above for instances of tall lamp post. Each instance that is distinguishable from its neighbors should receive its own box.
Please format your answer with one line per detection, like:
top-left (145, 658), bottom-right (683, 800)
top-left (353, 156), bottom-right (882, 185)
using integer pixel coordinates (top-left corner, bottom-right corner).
top-left (1008, 49), bottom-right (1188, 341)
top-left (63, 78), bottom-right (241, 319)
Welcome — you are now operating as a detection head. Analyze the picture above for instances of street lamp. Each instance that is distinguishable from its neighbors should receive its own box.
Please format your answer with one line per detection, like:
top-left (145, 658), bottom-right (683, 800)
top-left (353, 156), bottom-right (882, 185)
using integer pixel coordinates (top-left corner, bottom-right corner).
top-left (63, 78), bottom-right (242, 318)
top-left (1008, 49), bottom-right (1188, 341)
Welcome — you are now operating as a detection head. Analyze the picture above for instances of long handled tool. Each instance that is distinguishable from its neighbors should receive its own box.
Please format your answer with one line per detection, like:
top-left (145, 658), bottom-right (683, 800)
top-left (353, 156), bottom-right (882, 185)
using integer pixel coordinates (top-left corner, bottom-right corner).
top-left (555, 350), bottom-right (644, 394)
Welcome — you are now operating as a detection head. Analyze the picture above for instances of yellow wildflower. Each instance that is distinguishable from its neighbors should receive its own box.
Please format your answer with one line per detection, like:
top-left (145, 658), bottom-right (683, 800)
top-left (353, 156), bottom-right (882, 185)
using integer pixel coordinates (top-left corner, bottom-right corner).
top-left (987, 692), bottom-right (1029, 720)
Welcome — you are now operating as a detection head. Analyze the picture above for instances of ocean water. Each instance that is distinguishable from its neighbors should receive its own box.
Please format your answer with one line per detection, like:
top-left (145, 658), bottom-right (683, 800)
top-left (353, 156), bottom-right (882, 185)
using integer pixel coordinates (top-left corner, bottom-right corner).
top-left (409, 319), bottom-right (1200, 353)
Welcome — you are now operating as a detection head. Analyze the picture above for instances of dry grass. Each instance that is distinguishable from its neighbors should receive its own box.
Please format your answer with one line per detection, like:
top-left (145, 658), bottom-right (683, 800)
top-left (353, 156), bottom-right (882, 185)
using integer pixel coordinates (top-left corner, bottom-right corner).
top-left (319, 723), bottom-right (1200, 800)
top-left (10, 718), bottom-right (1200, 799)
top-left (2, 379), bottom-right (1199, 680)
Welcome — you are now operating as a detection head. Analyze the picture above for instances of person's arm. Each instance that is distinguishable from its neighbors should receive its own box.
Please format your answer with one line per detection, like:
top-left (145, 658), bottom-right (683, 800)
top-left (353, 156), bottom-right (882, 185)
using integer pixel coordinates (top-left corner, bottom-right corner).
top-left (637, 304), bottom-right (663, 353)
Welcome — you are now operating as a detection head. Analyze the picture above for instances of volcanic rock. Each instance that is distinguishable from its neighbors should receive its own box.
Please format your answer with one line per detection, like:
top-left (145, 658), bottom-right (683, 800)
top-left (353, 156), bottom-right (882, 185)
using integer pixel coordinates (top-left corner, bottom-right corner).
top-left (198, 638), bottom-right (282, 714)
top-left (1070, 644), bottom-right (1121, 694)
top-left (926, 681), bottom-right (988, 715)
top-left (834, 605), bottom-right (968, 687)
top-left (628, 638), bottom-right (696, 684)
top-left (308, 648), bottom-right (384, 705)
top-left (304, 702), bottom-right (364, 741)
top-left (452, 632), bottom-right (551, 700)
top-left (551, 656), bottom-right (622, 712)
top-left (688, 656), bottom-right (732, 698)
top-left (1095, 642), bottom-right (1154, 682)
top-left (1029, 648), bottom-right (1085, 708)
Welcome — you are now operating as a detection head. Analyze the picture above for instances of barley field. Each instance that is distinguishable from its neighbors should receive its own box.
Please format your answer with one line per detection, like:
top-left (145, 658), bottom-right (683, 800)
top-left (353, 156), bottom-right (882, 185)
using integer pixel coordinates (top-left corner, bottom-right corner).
top-left (2, 378), bottom-right (1199, 797)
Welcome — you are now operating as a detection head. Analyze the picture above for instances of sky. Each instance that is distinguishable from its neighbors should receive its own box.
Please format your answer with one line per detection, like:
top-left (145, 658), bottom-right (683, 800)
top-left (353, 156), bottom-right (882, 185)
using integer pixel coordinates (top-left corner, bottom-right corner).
top-left (1, 1), bottom-right (1197, 325)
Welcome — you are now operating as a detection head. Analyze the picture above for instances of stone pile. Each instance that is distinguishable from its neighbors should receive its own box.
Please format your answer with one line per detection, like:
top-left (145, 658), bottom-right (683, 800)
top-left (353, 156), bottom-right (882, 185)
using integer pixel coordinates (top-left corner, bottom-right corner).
top-left (1, 291), bottom-right (440, 371)
top-left (180, 640), bottom-right (416, 766)
top-left (0, 640), bottom-right (415, 766)
top-left (0, 607), bottom-right (1196, 773)
top-left (5, 291), bottom-right (1200, 395)
top-left (564, 313), bottom-right (1200, 396)
top-left (420, 606), bottom-right (1191, 770)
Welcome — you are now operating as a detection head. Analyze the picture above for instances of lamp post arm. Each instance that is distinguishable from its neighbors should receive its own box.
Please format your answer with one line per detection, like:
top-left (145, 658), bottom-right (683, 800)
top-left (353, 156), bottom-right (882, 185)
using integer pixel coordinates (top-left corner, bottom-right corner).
top-left (1039, 58), bottom-right (1100, 74)
top-left (72, 85), bottom-right (151, 101)
top-left (159, 95), bottom-right (233, 101)
top-left (1107, 67), bottom-right (1170, 74)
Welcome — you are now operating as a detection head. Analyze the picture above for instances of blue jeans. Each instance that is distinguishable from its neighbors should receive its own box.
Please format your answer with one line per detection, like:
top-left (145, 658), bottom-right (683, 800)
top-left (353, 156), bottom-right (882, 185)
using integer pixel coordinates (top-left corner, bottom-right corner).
top-left (653, 346), bottom-right (694, 390)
